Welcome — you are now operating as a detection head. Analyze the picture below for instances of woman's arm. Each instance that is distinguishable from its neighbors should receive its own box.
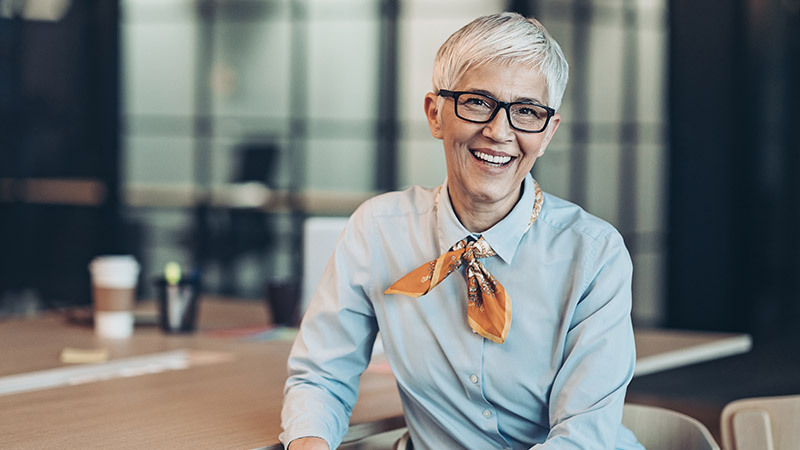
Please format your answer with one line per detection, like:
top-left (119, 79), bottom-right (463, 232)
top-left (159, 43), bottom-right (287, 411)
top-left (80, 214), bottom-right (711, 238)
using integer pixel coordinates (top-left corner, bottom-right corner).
top-left (280, 202), bottom-right (379, 449)
top-left (535, 230), bottom-right (637, 449)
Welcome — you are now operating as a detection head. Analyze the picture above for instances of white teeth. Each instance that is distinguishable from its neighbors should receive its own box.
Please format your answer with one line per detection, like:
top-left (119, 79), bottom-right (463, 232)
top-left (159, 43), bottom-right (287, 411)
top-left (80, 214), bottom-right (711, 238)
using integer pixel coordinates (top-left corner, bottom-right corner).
top-left (473, 150), bottom-right (512, 165)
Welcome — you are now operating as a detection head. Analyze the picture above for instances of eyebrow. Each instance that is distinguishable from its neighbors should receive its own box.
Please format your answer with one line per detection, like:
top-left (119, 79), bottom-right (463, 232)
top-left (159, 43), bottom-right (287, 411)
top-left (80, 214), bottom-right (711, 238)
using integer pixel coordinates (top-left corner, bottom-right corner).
top-left (469, 88), bottom-right (544, 105)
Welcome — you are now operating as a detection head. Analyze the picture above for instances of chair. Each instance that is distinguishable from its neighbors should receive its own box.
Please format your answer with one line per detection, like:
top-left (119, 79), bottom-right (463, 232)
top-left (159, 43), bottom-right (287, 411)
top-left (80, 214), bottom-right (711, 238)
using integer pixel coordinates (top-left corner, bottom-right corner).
top-left (622, 403), bottom-right (720, 450)
top-left (721, 394), bottom-right (800, 450)
top-left (347, 404), bottom-right (720, 450)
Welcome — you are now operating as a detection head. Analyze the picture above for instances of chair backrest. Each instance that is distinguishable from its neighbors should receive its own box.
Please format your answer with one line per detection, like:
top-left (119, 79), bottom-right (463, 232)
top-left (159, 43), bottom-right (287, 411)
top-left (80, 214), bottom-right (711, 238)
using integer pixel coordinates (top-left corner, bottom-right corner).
top-left (721, 394), bottom-right (800, 450)
top-left (622, 403), bottom-right (720, 450)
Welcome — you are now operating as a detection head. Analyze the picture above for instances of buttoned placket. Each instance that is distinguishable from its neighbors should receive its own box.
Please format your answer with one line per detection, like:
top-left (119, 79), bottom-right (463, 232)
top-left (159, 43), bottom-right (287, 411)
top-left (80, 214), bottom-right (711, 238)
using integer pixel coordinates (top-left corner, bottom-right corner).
top-left (470, 338), bottom-right (505, 442)
top-left (433, 176), bottom-right (536, 448)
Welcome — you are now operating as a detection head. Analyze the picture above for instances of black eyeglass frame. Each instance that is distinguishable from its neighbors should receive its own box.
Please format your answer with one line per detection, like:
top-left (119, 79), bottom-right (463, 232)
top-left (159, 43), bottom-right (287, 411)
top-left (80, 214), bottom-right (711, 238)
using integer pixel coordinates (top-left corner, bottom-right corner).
top-left (438, 89), bottom-right (556, 133)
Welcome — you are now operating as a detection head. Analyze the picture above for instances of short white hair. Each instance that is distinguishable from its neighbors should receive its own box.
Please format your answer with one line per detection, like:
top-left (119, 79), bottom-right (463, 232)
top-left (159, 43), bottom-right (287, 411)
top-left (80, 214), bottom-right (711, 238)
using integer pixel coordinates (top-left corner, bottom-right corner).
top-left (432, 12), bottom-right (569, 111)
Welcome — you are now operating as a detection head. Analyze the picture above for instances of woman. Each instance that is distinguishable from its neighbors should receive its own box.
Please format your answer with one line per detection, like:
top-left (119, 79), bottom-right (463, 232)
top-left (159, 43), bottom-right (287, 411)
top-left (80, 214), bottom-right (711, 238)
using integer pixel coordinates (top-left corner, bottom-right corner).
top-left (281, 12), bottom-right (643, 449)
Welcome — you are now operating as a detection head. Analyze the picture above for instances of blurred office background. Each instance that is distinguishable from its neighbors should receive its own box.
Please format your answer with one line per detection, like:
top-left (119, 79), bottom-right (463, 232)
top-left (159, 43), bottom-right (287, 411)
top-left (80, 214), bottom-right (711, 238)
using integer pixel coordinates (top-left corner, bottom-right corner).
top-left (1, 0), bottom-right (798, 337)
top-left (2, 0), bottom-right (799, 439)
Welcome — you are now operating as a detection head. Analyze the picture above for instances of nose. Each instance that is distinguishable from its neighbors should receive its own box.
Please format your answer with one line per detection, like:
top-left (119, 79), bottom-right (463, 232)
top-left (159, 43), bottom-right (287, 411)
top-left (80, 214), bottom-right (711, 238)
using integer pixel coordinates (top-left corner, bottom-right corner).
top-left (482, 106), bottom-right (514, 142)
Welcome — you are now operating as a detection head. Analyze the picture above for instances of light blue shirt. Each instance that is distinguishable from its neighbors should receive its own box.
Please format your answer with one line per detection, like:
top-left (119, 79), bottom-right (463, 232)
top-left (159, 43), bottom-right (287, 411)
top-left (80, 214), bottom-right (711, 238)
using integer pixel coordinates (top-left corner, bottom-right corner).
top-left (280, 174), bottom-right (643, 449)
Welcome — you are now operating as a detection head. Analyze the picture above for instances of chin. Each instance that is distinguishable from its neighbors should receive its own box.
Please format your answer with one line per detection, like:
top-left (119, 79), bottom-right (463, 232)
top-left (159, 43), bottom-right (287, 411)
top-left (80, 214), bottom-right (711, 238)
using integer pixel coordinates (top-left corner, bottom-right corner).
top-left (467, 186), bottom-right (515, 204)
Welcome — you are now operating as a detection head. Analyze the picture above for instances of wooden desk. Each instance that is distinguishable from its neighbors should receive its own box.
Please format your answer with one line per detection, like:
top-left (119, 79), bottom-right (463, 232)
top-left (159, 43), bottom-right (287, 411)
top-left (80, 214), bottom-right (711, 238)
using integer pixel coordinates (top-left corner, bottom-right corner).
top-left (0, 299), bottom-right (401, 449)
top-left (0, 300), bottom-right (751, 449)
top-left (634, 328), bottom-right (753, 377)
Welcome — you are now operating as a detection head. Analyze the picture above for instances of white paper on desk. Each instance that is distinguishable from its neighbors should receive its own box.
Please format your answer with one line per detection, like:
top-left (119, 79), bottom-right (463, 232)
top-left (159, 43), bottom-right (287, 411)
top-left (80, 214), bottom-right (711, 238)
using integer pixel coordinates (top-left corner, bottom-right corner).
top-left (0, 350), bottom-right (192, 397)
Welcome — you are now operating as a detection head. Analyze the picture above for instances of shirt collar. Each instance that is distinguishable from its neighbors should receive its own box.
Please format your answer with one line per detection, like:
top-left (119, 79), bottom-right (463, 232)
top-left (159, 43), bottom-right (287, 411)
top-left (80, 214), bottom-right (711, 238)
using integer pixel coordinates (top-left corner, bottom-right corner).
top-left (436, 173), bottom-right (537, 264)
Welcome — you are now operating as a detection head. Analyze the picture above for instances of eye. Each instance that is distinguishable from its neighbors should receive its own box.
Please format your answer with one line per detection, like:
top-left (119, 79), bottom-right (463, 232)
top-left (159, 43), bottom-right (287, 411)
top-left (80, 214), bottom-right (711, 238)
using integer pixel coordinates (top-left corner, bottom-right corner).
top-left (515, 106), bottom-right (542, 118)
top-left (462, 97), bottom-right (491, 108)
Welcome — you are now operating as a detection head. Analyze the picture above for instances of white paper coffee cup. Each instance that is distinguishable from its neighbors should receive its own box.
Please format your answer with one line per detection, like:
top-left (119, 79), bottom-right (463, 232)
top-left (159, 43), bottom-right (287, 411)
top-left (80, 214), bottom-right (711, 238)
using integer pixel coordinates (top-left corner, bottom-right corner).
top-left (89, 255), bottom-right (140, 339)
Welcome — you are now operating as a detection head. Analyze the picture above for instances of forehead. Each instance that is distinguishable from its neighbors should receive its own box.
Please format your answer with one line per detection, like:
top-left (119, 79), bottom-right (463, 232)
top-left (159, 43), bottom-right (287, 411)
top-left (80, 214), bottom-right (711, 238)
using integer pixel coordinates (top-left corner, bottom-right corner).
top-left (455, 62), bottom-right (548, 103)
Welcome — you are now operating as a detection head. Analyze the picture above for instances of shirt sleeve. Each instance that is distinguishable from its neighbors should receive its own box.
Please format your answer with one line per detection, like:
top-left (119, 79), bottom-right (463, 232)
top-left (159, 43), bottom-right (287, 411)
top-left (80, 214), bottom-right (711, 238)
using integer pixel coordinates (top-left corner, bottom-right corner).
top-left (533, 230), bottom-right (637, 450)
top-left (279, 202), bottom-right (379, 450)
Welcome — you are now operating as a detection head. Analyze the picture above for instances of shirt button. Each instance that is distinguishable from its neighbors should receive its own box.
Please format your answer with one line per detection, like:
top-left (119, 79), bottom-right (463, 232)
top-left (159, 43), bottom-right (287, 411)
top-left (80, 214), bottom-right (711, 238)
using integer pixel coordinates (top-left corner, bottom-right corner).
top-left (469, 374), bottom-right (479, 384)
top-left (482, 409), bottom-right (492, 418)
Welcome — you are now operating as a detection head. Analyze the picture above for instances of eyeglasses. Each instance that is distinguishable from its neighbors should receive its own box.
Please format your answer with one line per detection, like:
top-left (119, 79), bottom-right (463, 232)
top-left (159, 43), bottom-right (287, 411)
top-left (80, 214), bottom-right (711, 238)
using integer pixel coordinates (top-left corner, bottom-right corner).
top-left (438, 89), bottom-right (555, 133)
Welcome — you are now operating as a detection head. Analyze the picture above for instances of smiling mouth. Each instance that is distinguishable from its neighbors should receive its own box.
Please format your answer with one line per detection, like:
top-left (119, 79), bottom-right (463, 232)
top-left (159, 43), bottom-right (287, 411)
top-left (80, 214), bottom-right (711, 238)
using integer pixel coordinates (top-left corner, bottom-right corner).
top-left (470, 149), bottom-right (514, 167)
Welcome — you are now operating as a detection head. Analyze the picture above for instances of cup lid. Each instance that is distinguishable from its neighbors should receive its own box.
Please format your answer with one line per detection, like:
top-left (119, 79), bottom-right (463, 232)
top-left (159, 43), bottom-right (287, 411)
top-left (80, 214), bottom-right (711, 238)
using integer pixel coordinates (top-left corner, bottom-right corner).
top-left (89, 255), bottom-right (140, 288)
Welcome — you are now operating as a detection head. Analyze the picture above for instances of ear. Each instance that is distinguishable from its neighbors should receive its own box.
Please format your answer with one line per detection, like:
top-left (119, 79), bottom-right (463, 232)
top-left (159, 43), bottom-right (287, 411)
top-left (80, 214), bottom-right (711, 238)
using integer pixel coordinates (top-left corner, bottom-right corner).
top-left (424, 92), bottom-right (443, 140)
top-left (536, 113), bottom-right (561, 156)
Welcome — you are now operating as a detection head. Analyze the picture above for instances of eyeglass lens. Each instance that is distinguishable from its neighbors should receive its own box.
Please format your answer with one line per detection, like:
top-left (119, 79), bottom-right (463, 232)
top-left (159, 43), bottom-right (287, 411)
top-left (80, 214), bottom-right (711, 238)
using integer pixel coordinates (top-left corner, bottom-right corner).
top-left (455, 92), bottom-right (549, 132)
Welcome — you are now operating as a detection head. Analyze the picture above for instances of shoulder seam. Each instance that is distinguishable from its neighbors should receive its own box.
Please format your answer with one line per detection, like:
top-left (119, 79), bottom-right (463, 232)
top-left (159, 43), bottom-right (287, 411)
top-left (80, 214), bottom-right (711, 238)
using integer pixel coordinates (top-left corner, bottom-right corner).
top-left (368, 188), bottom-right (437, 219)
top-left (537, 209), bottom-right (612, 243)
top-left (580, 228), bottom-right (616, 294)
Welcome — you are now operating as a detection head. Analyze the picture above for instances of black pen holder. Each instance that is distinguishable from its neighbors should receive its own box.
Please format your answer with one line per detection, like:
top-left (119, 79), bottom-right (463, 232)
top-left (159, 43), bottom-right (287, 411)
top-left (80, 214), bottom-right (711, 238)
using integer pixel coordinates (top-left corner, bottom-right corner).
top-left (154, 274), bottom-right (201, 333)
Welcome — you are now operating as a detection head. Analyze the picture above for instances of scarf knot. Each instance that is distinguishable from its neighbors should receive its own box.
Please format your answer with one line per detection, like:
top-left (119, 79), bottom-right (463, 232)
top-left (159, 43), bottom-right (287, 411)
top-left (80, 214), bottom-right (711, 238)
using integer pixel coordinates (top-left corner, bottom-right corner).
top-left (384, 178), bottom-right (544, 344)
top-left (385, 236), bottom-right (509, 343)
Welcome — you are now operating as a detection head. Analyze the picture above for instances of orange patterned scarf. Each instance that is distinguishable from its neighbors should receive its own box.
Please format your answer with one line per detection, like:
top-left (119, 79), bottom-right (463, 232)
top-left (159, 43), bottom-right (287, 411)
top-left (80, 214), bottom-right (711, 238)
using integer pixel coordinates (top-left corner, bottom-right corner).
top-left (385, 236), bottom-right (510, 343)
top-left (385, 180), bottom-right (543, 344)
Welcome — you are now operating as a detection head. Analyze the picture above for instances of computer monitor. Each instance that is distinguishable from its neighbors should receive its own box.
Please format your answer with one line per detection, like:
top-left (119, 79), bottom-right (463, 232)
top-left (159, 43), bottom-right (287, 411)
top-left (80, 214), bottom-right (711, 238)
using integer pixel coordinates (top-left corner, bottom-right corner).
top-left (301, 217), bottom-right (348, 315)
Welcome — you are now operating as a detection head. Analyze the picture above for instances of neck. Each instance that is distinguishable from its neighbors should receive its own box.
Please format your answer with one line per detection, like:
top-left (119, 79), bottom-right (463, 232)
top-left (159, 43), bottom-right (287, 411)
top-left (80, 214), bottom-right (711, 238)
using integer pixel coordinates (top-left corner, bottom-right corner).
top-left (448, 184), bottom-right (523, 233)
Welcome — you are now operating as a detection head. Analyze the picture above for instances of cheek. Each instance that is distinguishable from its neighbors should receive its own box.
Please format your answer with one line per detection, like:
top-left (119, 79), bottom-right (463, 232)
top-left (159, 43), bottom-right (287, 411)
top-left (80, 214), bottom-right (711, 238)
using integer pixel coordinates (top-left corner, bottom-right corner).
top-left (522, 137), bottom-right (548, 156)
top-left (442, 132), bottom-right (469, 156)
top-left (441, 115), bottom-right (477, 143)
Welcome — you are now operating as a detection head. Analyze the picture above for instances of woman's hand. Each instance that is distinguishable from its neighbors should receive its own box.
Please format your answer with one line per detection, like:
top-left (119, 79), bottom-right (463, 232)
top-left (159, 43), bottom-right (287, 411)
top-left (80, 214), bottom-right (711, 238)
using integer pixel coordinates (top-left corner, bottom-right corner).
top-left (287, 436), bottom-right (329, 450)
